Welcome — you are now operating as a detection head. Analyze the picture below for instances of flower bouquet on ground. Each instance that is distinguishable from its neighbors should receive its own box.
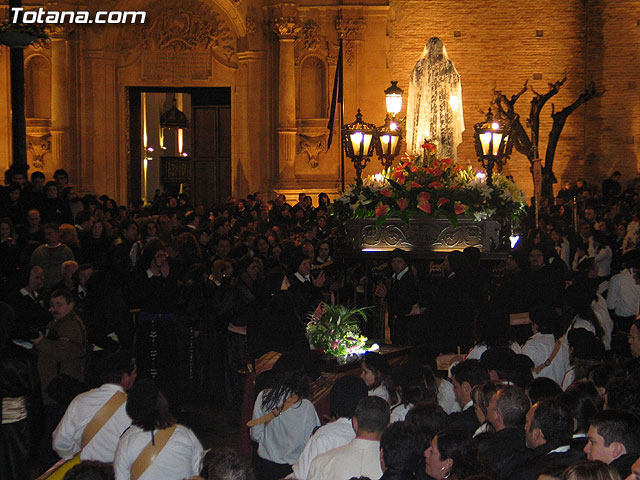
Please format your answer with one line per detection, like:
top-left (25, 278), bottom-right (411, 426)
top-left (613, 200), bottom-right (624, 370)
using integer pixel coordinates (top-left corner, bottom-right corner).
top-left (336, 142), bottom-right (526, 227)
top-left (306, 303), bottom-right (370, 359)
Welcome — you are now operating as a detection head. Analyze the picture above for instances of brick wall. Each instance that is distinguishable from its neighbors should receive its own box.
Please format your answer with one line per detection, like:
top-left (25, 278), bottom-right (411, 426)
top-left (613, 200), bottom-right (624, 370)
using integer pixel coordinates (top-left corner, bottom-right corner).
top-left (387, 0), bottom-right (640, 198)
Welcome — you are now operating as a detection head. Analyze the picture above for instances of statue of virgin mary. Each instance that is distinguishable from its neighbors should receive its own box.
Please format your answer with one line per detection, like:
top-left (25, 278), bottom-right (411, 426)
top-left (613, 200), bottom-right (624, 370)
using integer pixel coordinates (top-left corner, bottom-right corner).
top-left (405, 37), bottom-right (464, 160)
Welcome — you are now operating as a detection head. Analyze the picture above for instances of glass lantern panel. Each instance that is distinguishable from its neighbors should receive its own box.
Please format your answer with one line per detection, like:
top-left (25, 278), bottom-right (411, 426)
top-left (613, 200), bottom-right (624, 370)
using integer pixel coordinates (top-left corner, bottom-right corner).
top-left (480, 132), bottom-right (492, 156)
top-left (492, 133), bottom-right (503, 155)
top-left (351, 132), bottom-right (364, 155)
top-left (386, 95), bottom-right (403, 115)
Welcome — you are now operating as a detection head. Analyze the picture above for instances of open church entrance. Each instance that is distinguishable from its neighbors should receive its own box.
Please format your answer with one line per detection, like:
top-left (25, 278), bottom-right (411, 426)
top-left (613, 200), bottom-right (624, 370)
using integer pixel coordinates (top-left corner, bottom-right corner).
top-left (128, 87), bottom-right (231, 209)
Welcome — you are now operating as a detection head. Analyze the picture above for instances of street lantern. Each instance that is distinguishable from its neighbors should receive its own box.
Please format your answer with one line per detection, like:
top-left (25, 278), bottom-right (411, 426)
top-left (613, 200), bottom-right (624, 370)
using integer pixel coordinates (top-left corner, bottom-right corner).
top-left (342, 109), bottom-right (377, 185)
top-left (374, 115), bottom-right (402, 169)
top-left (473, 108), bottom-right (513, 185)
top-left (384, 81), bottom-right (403, 117)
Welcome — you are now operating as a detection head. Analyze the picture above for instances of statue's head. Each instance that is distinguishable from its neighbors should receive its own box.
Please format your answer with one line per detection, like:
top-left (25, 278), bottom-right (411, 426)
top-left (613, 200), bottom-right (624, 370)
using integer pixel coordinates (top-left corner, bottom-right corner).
top-left (425, 37), bottom-right (446, 61)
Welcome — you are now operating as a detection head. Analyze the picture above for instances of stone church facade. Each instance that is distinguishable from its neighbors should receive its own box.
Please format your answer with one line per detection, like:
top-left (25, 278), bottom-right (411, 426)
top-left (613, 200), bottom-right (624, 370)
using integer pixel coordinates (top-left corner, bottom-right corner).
top-left (1, 0), bottom-right (639, 204)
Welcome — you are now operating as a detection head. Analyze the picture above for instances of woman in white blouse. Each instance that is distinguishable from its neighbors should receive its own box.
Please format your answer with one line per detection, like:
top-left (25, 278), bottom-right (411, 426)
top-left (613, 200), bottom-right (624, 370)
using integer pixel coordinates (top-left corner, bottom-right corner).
top-left (250, 353), bottom-right (320, 480)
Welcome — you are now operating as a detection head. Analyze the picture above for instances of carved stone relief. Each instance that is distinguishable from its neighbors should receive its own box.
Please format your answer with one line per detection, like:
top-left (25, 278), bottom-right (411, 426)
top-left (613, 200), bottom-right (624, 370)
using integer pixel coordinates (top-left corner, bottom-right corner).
top-left (334, 13), bottom-right (366, 65)
top-left (299, 19), bottom-right (319, 51)
top-left (298, 134), bottom-right (327, 168)
top-left (245, 15), bottom-right (257, 35)
top-left (116, 0), bottom-right (237, 68)
top-left (27, 134), bottom-right (51, 169)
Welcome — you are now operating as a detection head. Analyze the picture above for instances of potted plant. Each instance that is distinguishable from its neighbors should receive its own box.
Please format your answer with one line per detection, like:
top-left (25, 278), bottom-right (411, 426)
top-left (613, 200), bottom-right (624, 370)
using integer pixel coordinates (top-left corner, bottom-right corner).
top-left (306, 303), bottom-right (371, 362)
top-left (0, 23), bottom-right (50, 48)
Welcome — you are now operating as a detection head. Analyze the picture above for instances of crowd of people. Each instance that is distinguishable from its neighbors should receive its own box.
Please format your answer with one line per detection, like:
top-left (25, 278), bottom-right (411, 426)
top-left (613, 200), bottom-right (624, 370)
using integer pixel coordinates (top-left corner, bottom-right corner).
top-left (1, 166), bottom-right (640, 480)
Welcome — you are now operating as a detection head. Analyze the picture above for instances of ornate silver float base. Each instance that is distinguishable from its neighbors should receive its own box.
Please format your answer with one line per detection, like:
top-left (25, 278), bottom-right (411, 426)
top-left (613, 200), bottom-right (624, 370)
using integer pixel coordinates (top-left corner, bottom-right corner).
top-left (347, 217), bottom-right (501, 253)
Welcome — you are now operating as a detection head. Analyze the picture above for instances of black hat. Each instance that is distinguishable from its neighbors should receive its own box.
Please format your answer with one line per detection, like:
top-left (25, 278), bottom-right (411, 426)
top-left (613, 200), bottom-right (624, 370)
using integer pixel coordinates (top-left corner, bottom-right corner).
top-left (389, 248), bottom-right (409, 264)
top-left (568, 328), bottom-right (605, 361)
top-left (393, 362), bottom-right (424, 388)
top-left (330, 375), bottom-right (368, 418)
top-left (272, 352), bottom-right (304, 375)
top-left (97, 350), bottom-right (135, 378)
top-left (363, 352), bottom-right (392, 376)
top-left (287, 250), bottom-right (307, 274)
top-left (564, 285), bottom-right (594, 312)
top-left (480, 347), bottom-right (519, 371)
top-left (126, 378), bottom-right (159, 423)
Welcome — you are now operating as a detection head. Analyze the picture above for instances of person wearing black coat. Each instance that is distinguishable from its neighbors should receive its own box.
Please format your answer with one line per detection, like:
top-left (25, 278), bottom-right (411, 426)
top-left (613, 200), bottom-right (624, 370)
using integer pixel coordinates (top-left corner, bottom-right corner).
top-left (476, 385), bottom-right (530, 480)
top-left (510, 400), bottom-right (585, 480)
top-left (0, 302), bottom-right (39, 480)
top-left (286, 251), bottom-right (324, 322)
top-left (374, 248), bottom-right (421, 345)
top-left (133, 239), bottom-right (182, 407)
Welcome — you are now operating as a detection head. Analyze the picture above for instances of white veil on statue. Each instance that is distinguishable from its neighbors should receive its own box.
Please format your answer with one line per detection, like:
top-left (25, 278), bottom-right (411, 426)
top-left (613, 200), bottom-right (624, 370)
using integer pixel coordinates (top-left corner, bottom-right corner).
top-left (406, 37), bottom-right (464, 160)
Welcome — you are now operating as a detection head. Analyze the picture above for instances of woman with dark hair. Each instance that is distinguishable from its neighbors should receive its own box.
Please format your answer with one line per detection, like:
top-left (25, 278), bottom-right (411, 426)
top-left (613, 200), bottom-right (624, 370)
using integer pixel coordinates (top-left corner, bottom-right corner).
top-left (572, 265), bottom-right (613, 350)
top-left (0, 217), bottom-right (20, 290)
top-left (40, 181), bottom-right (72, 225)
top-left (557, 382), bottom-right (602, 451)
top-left (564, 284), bottom-right (605, 342)
top-left (249, 353), bottom-right (319, 480)
top-left (79, 220), bottom-right (111, 270)
top-left (390, 363), bottom-right (433, 422)
top-left (248, 269), bottom-right (311, 370)
top-left (1, 182), bottom-right (27, 226)
top-left (423, 429), bottom-right (479, 480)
top-left (113, 379), bottom-right (203, 479)
top-left (361, 352), bottom-right (392, 403)
top-left (0, 302), bottom-right (39, 480)
top-left (472, 381), bottom-right (502, 438)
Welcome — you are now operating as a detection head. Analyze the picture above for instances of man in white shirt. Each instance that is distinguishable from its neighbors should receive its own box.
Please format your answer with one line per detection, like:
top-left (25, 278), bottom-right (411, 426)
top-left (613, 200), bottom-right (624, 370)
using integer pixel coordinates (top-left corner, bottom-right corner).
top-left (52, 351), bottom-right (136, 463)
top-left (307, 396), bottom-right (390, 480)
top-left (607, 256), bottom-right (640, 330)
top-left (289, 375), bottom-right (368, 480)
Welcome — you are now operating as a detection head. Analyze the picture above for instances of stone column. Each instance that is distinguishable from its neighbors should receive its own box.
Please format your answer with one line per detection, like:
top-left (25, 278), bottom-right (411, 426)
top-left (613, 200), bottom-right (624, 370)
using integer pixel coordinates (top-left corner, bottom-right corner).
top-left (237, 50), bottom-right (268, 191)
top-left (272, 7), bottom-right (301, 185)
top-left (50, 26), bottom-right (70, 173)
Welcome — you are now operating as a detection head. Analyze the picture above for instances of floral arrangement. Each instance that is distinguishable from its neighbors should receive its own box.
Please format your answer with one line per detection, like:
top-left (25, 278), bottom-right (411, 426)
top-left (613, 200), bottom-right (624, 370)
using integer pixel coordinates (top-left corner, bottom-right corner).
top-left (306, 303), bottom-right (370, 358)
top-left (337, 142), bottom-right (526, 227)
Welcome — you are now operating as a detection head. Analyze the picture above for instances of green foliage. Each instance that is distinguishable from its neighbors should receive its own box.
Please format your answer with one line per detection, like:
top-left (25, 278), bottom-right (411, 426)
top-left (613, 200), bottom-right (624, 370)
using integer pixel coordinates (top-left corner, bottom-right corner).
top-left (306, 303), bottom-right (371, 357)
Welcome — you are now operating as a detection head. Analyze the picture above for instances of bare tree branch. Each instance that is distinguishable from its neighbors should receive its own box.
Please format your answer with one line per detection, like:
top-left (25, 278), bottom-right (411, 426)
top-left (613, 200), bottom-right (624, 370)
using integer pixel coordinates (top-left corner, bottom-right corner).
top-left (541, 83), bottom-right (605, 199)
top-left (494, 80), bottom-right (533, 163)
top-left (529, 76), bottom-right (567, 156)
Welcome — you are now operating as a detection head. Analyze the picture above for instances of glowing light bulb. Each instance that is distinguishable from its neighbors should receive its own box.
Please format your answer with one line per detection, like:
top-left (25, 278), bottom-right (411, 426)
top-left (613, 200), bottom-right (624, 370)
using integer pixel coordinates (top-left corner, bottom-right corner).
top-left (491, 122), bottom-right (500, 130)
top-left (476, 171), bottom-right (486, 180)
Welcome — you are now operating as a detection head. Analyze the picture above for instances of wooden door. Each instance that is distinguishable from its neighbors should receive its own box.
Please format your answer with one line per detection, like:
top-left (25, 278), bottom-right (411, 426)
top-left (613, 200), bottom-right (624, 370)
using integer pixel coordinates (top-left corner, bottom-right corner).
top-left (192, 106), bottom-right (231, 207)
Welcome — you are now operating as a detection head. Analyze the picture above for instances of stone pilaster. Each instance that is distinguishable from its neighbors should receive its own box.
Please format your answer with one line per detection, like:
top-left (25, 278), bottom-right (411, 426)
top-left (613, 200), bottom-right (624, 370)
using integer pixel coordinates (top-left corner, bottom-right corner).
top-left (49, 26), bottom-right (70, 173)
top-left (271, 5), bottom-right (301, 184)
